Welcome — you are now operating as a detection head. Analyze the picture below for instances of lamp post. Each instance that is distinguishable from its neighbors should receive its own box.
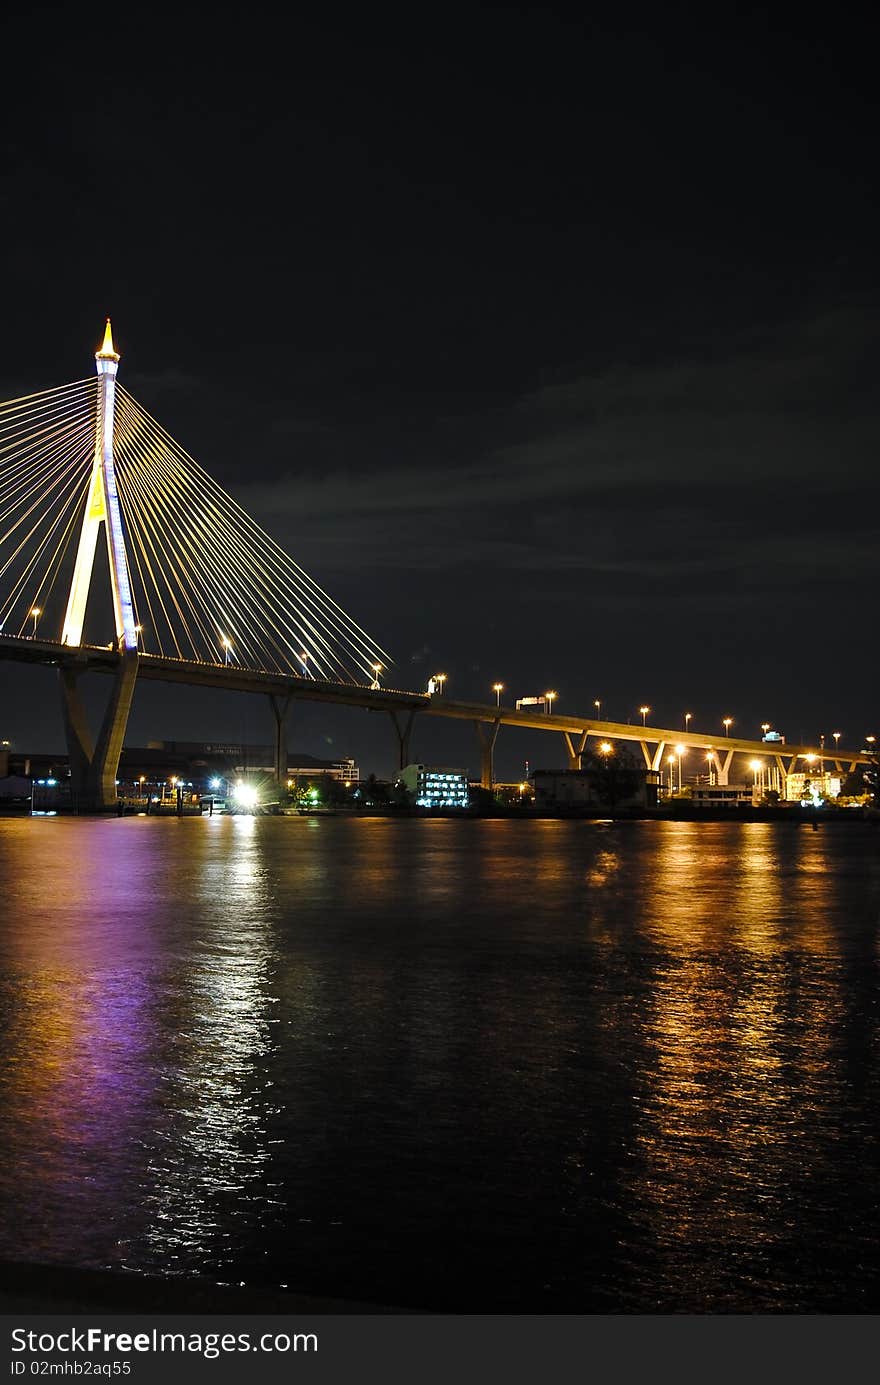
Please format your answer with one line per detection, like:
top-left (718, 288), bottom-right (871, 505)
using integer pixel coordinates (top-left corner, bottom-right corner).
top-left (761, 722), bottom-right (770, 738)
top-left (599, 741), bottom-right (613, 758)
top-left (493, 682), bottom-right (504, 707)
top-left (667, 753), bottom-right (675, 794)
top-left (684, 712), bottom-right (692, 734)
top-left (706, 750), bottom-right (716, 787)
top-left (545, 690), bottom-right (557, 714)
top-left (723, 718), bottom-right (732, 737)
top-left (639, 705), bottom-right (650, 727)
top-left (750, 759), bottom-right (763, 795)
top-left (221, 636), bottom-right (232, 666)
top-left (594, 699), bottom-right (601, 721)
top-left (300, 651), bottom-right (310, 677)
top-left (30, 607), bottom-right (40, 638)
top-left (134, 624), bottom-right (144, 652)
top-left (371, 663), bottom-right (383, 690)
top-left (833, 731), bottom-right (841, 754)
top-left (436, 673), bottom-right (446, 695)
top-left (674, 744), bottom-right (685, 791)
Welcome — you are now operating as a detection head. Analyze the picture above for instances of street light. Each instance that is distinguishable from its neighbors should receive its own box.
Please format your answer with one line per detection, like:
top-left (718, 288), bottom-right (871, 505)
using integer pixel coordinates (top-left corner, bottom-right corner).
top-left (30, 607), bottom-right (40, 637)
top-left (706, 750), bottom-right (716, 786)
top-left (761, 723), bottom-right (770, 737)
top-left (221, 635), bottom-right (232, 665)
top-left (545, 690), bottom-right (557, 714)
top-left (675, 744), bottom-right (686, 791)
top-left (639, 705), bottom-right (650, 726)
top-left (300, 651), bottom-right (310, 677)
top-left (667, 752), bottom-right (675, 794)
top-left (594, 699), bottom-right (601, 720)
top-left (722, 718), bottom-right (733, 737)
top-left (371, 663), bottom-right (383, 689)
top-left (436, 673), bottom-right (446, 694)
top-left (493, 682), bottom-right (504, 707)
top-left (598, 741), bottom-right (613, 757)
top-left (833, 731), bottom-right (841, 752)
top-left (750, 758), bottom-right (763, 792)
top-left (134, 624), bottom-right (144, 651)
top-left (684, 712), bottom-right (692, 734)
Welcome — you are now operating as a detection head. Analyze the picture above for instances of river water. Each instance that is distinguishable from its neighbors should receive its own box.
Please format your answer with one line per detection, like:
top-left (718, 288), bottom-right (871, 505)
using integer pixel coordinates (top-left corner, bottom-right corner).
top-left (0, 814), bottom-right (878, 1312)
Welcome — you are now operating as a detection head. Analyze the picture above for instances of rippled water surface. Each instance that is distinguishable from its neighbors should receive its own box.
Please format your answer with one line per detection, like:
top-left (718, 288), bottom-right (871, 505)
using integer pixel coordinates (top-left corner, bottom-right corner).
top-left (1, 815), bottom-right (879, 1311)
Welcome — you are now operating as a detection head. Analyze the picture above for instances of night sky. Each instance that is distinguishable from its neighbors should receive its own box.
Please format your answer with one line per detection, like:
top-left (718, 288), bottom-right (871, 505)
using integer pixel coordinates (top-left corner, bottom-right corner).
top-left (1, 10), bottom-right (877, 779)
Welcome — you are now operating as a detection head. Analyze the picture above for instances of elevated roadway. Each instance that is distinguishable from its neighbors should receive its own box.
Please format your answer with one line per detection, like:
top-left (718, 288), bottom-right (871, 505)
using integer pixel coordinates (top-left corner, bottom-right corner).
top-left (0, 634), bottom-right (871, 794)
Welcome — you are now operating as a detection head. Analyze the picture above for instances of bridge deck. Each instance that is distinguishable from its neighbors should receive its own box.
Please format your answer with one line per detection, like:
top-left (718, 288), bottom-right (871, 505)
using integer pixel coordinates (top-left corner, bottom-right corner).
top-left (0, 635), bottom-right (870, 765)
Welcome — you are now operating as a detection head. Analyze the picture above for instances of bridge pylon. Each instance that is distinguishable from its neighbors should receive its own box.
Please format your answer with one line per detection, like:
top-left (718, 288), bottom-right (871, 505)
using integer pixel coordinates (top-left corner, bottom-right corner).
top-left (59, 322), bottom-right (139, 810)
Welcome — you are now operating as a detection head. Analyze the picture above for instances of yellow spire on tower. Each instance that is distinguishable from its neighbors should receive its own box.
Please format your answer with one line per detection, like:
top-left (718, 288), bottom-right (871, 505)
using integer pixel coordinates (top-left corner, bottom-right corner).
top-left (96, 317), bottom-right (120, 361)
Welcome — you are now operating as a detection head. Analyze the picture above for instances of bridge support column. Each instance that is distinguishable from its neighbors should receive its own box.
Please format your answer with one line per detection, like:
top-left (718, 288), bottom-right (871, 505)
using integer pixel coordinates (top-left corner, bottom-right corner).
top-left (716, 748), bottom-right (735, 786)
top-left (562, 730), bottom-right (589, 770)
top-left (638, 741), bottom-right (668, 772)
top-left (475, 719), bottom-right (501, 790)
top-left (59, 650), bottom-right (139, 811)
top-left (60, 666), bottom-right (95, 799)
top-left (389, 709), bottom-right (417, 771)
top-left (268, 693), bottom-right (293, 785)
top-left (638, 741), bottom-right (667, 773)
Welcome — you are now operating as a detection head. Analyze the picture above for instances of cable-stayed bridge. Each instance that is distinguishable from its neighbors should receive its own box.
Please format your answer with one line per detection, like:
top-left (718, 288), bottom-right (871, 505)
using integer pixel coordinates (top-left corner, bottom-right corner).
top-left (0, 326), bottom-right (871, 808)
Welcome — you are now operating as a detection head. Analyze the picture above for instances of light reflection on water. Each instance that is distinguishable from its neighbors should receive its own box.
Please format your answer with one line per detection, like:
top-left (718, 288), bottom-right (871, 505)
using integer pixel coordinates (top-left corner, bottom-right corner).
top-left (0, 816), bottom-right (879, 1310)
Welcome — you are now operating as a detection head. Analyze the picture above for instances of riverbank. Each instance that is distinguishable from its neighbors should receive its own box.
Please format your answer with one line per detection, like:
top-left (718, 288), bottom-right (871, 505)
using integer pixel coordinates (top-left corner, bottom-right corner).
top-left (5, 803), bottom-right (878, 824)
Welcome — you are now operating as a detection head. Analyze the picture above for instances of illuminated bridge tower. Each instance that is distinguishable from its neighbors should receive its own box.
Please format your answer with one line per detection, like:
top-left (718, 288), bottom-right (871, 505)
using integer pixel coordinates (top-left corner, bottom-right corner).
top-left (62, 321), bottom-right (137, 650)
top-left (59, 321), bottom-right (140, 810)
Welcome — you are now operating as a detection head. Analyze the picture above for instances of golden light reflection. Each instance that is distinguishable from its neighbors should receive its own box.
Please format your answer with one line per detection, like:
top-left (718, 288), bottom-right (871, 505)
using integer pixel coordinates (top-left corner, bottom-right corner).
top-left (615, 823), bottom-right (847, 1300)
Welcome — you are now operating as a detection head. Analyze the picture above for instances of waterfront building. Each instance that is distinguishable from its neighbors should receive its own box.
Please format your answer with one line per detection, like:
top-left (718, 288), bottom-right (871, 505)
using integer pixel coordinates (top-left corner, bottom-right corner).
top-left (1, 742), bottom-right (359, 803)
top-left (399, 763), bottom-right (469, 808)
top-left (784, 770), bottom-right (842, 803)
top-left (690, 784), bottom-right (754, 808)
top-left (145, 741), bottom-right (359, 784)
top-left (531, 766), bottom-right (658, 810)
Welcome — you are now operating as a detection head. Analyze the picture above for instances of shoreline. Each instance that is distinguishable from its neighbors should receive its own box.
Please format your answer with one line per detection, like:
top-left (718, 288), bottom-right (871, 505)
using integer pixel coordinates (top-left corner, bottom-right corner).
top-left (4, 805), bottom-right (877, 825)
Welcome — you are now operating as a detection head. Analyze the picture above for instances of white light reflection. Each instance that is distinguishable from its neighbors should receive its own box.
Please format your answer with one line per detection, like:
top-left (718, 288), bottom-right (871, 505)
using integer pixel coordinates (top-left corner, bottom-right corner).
top-left (132, 819), bottom-right (282, 1281)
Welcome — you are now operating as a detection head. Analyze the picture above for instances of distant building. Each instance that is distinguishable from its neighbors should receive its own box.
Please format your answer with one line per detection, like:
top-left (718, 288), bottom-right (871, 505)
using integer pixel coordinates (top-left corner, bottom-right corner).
top-left (784, 771), bottom-right (841, 803)
top-left (690, 784), bottom-right (754, 808)
top-left (0, 774), bottom-right (33, 806)
top-left (532, 766), bottom-right (658, 810)
top-left (142, 742), bottom-right (359, 784)
top-left (2, 743), bottom-right (359, 798)
top-left (399, 764), bottom-right (469, 807)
